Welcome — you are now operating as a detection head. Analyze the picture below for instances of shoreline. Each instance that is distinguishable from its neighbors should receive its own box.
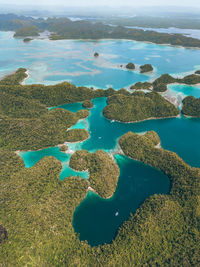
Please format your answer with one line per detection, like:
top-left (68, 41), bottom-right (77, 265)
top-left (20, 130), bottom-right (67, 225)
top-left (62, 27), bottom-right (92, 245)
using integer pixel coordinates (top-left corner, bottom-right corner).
top-left (104, 113), bottom-right (180, 124)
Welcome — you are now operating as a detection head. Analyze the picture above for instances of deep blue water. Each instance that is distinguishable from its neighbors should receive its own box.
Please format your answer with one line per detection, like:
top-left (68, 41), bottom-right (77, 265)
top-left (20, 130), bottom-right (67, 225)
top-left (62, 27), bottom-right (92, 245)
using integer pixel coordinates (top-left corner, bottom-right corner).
top-left (73, 154), bottom-right (170, 246)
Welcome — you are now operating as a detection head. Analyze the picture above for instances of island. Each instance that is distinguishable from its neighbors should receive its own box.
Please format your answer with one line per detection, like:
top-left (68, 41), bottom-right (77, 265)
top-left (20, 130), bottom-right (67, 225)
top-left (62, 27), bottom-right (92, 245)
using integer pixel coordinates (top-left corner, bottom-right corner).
top-left (14, 25), bottom-right (40, 37)
top-left (126, 62), bottom-right (135, 70)
top-left (65, 129), bottom-right (89, 143)
top-left (151, 73), bottom-right (200, 92)
top-left (0, 13), bottom-right (200, 48)
top-left (181, 96), bottom-right (200, 117)
top-left (82, 100), bottom-right (94, 109)
top-left (130, 81), bottom-right (152, 90)
top-left (23, 37), bottom-right (32, 42)
top-left (94, 52), bottom-right (99, 57)
top-left (59, 144), bottom-right (68, 152)
top-left (69, 150), bottom-right (120, 198)
top-left (103, 92), bottom-right (179, 122)
top-left (140, 64), bottom-right (153, 73)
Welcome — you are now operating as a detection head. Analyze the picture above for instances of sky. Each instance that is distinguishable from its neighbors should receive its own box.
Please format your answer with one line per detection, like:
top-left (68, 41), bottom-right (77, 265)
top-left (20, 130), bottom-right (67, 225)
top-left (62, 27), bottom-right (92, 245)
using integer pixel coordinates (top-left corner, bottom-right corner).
top-left (0, 0), bottom-right (200, 7)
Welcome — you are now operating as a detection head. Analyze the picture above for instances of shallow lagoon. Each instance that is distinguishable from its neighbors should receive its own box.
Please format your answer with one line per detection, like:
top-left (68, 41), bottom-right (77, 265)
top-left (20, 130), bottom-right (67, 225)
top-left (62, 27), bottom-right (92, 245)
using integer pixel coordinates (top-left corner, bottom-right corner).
top-left (1, 31), bottom-right (200, 89)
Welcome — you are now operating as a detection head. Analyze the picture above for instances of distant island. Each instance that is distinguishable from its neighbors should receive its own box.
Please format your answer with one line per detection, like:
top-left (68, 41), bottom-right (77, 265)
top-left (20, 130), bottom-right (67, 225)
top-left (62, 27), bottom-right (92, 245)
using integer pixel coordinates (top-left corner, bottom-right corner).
top-left (130, 72), bottom-right (200, 92)
top-left (14, 25), bottom-right (40, 37)
top-left (126, 62), bottom-right (135, 70)
top-left (1, 14), bottom-right (200, 48)
top-left (23, 38), bottom-right (32, 42)
top-left (140, 64), bottom-right (153, 73)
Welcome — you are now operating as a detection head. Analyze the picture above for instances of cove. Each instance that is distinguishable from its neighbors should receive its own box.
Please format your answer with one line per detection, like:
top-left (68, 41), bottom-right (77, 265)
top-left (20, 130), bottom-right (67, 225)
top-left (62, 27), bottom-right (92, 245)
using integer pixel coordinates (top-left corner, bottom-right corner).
top-left (20, 147), bottom-right (88, 180)
top-left (73, 154), bottom-right (170, 246)
top-left (73, 98), bottom-right (200, 168)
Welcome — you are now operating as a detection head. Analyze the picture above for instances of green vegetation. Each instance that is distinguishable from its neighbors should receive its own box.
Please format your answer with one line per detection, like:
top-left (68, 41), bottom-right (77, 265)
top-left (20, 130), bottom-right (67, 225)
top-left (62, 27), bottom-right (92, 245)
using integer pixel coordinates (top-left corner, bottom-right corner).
top-left (0, 109), bottom-right (85, 150)
top-left (0, 68), bottom-right (199, 265)
top-left (65, 129), bottom-right (89, 143)
top-left (70, 150), bottom-right (120, 198)
top-left (1, 131), bottom-right (199, 265)
top-left (82, 100), bottom-right (94, 109)
top-left (182, 96), bottom-right (200, 117)
top-left (103, 92), bottom-right (179, 122)
top-left (126, 62), bottom-right (135, 70)
top-left (59, 144), bottom-right (68, 152)
top-left (152, 74), bottom-right (177, 92)
top-left (23, 38), bottom-right (32, 42)
top-left (76, 109), bottom-right (90, 119)
top-left (1, 13), bottom-right (200, 48)
top-left (0, 91), bottom-right (47, 119)
top-left (102, 14), bottom-right (200, 30)
top-left (140, 64), bottom-right (153, 73)
top-left (14, 25), bottom-right (40, 37)
top-left (130, 81), bottom-right (152, 90)
top-left (0, 68), bottom-right (27, 85)
top-left (152, 73), bottom-right (200, 92)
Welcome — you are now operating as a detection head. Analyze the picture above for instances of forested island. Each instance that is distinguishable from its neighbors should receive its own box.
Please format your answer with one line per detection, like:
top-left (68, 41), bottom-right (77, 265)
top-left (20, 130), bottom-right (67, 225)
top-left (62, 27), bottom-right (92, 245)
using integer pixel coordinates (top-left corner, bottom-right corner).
top-left (1, 13), bottom-right (200, 48)
top-left (140, 64), bottom-right (153, 73)
top-left (130, 72), bottom-right (200, 92)
top-left (14, 25), bottom-right (40, 37)
top-left (103, 92), bottom-right (179, 122)
top-left (181, 96), bottom-right (200, 117)
top-left (70, 150), bottom-right (120, 198)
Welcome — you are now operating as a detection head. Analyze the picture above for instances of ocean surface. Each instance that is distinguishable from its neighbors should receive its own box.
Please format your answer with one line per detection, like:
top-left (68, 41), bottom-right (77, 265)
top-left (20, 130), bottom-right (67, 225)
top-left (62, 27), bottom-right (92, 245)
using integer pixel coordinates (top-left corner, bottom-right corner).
top-left (1, 31), bottom-right (199, 246)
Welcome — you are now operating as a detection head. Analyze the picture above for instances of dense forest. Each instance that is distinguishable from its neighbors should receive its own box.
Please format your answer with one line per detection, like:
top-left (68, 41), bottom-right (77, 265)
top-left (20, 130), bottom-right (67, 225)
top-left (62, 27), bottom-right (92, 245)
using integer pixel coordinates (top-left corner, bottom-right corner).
top-left (14, 25), bottom-right (40, 37)
top-left (103, 91), bottom-right (179, 122)
top-left (1, 13), bottom-right (200, 48)
top-left (0, 69), bottom-right (200, 266)
top-left (70, 150), bottom-right (120, 198)
top-left (182, 96), bottom-right (200, 117)
top-left (130, 72), bottom-right (200, 92)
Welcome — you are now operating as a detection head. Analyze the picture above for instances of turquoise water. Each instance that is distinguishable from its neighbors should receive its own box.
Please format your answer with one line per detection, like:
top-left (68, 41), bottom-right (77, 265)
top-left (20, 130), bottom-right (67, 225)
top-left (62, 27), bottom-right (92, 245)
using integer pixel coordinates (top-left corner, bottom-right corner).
top-left (64, 98), bottom-right (200, 168)
top-left (2, 31), bottom-right (199, 246)
top-left (20, 147), bottom-right (88, 180)
top-left (73, 154), bottom-right (170, 246)
top-left (168, 84), bottom-right (200, 98)
top-left (1, 31), bottom-right (200, 88)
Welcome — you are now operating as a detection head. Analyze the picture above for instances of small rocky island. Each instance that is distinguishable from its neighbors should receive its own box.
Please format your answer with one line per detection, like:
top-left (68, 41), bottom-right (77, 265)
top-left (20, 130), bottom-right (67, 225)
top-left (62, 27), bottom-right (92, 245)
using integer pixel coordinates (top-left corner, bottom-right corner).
top-left (126, 62), bottom-right (135, 70)
top-left (23, 38), bottom-right (33, 43)
top-left (94, 52), bottom-right (99, 57)
top-left (140, 64), bottom-right (153, 73)
top-left (82, 100), bottom-right (94, 109)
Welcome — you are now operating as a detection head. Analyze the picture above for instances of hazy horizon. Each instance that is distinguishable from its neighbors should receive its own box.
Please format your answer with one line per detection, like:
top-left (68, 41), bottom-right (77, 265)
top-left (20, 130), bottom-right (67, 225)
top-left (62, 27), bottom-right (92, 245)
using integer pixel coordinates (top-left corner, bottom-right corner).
top-left (0, 0), bottom-right (200, 8)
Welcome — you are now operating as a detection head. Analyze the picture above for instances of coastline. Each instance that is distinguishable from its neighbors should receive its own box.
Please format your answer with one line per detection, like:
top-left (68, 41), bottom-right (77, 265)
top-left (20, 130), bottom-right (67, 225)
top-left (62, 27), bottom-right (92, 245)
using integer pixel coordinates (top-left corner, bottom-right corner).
top-left (104, 113), bottom-right (180, 124)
